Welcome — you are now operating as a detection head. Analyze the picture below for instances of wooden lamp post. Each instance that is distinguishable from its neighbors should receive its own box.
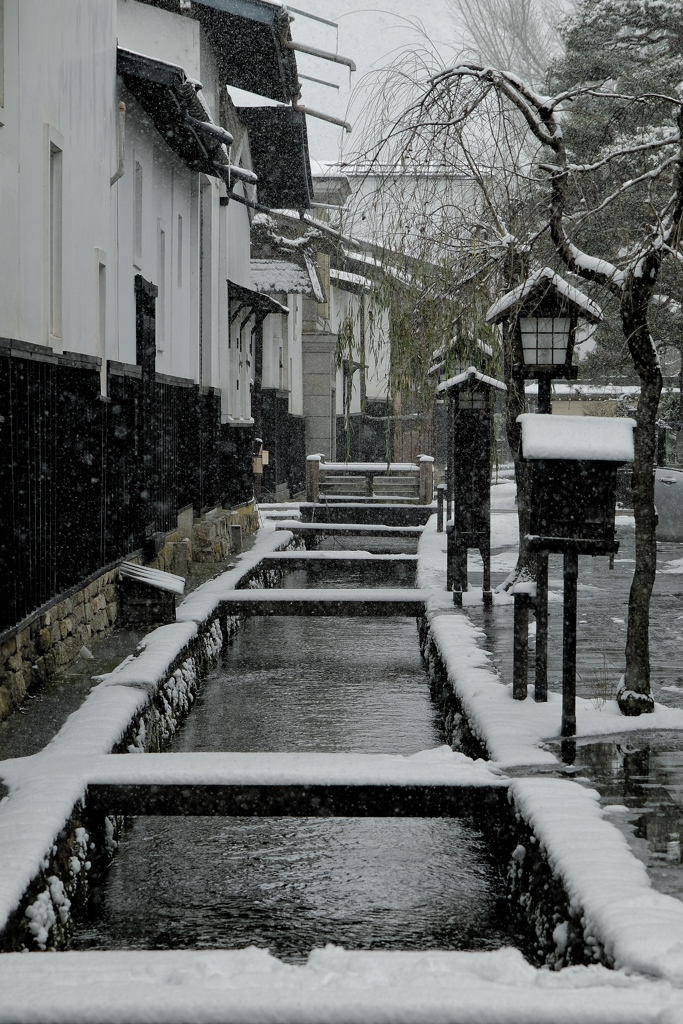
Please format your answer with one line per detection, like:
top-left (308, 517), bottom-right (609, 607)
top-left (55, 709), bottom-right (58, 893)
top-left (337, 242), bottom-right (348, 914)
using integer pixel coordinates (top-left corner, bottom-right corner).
top-left (486, 269), bottom-right (603, 702)
top-left (519, 413), bottom-right (635, 759)
top-left (437, 367), bottom-right (506, 608)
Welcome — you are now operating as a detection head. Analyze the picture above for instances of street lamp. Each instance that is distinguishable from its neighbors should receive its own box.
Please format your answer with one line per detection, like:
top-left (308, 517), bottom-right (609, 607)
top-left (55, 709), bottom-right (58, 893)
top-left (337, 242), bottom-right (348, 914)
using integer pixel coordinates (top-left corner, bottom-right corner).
top-left (486, 269), bottom-right (603, 726)
top-left (436, 366), bottom-right (506, 608)
top-left (487, 268), bottom-right (602, 413)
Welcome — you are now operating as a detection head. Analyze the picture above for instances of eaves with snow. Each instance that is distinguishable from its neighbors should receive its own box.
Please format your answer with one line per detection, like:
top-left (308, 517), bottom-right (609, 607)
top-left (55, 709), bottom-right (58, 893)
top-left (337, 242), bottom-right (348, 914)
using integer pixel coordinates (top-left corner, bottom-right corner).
top-left (251, 258), bottom-right (325, 302)
top-left (486, 268), bottom-right (603, 325)
top-left (437, 366), bottom-right (506, 394)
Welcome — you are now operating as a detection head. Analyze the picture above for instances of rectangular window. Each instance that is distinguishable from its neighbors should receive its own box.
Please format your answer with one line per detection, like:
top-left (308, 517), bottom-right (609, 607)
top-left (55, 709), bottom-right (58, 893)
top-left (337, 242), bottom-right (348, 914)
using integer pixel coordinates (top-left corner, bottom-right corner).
top-left (157, 223), bottom-right (166, 351)
top-left (49, 143), bottom-right (63, 339)
top-left (134, 160), bottom-right (143, 266)
top-left (177, 213), bottom-right (183, 288)
top-left (199, 182), bottom-right (212, 385)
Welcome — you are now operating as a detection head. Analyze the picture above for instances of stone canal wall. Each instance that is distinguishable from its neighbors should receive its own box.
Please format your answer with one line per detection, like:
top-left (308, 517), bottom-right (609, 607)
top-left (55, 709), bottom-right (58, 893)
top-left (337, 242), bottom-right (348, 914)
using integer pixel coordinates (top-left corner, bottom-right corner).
top-left (0, 537), bottom-right (622, 972)
top-left (0, 503), bottom-right (261, 724)
top-left (0, 529), bottom-right (293, 953)
top-left (418, 614), bottom-right (610, 971)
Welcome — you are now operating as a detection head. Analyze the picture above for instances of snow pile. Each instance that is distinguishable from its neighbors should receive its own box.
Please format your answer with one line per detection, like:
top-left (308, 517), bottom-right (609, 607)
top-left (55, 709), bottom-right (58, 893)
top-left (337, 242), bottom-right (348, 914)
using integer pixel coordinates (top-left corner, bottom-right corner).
top-left (518, 414), bottom-right (636, 462)
top-left (0, 945), bottom-right (677, 1023)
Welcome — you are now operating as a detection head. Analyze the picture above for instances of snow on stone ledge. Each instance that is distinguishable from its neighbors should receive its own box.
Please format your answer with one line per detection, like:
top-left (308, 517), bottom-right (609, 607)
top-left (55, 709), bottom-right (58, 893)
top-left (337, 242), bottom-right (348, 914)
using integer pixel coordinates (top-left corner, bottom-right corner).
top-left (86, 747), bottom-right (505, 788)
top-left (518, 414), bottom-right (636, 462)
top-left (0, 945), bottom-right (678, 1023)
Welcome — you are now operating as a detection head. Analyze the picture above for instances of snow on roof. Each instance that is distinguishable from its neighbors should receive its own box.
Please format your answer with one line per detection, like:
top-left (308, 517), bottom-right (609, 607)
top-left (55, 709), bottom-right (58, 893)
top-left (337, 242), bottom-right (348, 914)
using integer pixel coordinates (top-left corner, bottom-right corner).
top-left (251, 259), bottom-right (316, 296)
top-left (486, 268), bottom-right (603, 325)
top-left (437, 367), bottom-right (506, 393)
top-left (330, 267), bottom-right (372, 291)
top-left (518, 414), bottom-right (636, 462)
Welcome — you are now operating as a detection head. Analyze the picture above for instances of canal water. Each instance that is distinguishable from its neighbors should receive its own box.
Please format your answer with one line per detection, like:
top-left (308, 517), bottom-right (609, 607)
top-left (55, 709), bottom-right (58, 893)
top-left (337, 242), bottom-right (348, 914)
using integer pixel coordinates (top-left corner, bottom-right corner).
top-left (72, 562), bottom-right (514, 959)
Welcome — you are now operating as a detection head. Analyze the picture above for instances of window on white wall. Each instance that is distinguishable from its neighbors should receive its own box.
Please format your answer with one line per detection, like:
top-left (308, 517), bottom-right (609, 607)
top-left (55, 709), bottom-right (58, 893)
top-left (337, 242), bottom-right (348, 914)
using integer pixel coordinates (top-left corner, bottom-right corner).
top-left (157, 222), bottom-right (166, 352)
top-left (199, 182), bottom-right (212, 386)
top-left (134, 160), bottom-right (143, 267)
top-left (49, 143), bottom-right (63, 340)
top-left (177, 214), bottom-right (183, 288)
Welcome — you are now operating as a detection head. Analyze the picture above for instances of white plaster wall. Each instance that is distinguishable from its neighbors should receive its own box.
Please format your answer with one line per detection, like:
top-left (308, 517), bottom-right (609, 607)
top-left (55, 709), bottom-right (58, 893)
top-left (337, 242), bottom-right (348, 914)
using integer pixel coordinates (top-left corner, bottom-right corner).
top-left (114, 100), bottom-right (201, 380)
top-left (114, 0), bottom-right (228, 391)
top-left (332, 286), bottom-right (390, 414)
top-left (116, 0), bottom-right (200, 80)
top-left (0, 0), bottom-right (116, 354)
top-left (288, 294), bottom-right (304, 417)
top-left (262, 305), bottom-right (286, 390)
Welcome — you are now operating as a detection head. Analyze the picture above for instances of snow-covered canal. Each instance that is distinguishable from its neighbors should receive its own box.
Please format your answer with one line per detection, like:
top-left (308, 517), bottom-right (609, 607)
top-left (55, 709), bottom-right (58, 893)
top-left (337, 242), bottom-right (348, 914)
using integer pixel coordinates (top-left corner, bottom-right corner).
top-left (71, 563), bottom-right (513, 959)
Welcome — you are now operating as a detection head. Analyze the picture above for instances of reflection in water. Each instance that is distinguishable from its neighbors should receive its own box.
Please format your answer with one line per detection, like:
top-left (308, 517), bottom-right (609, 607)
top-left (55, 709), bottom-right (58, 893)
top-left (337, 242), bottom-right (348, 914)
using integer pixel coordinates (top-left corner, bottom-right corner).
top-left (73, 565), bottom-right (512, 958)
top-left (572, 733), bottom-right (683, 902)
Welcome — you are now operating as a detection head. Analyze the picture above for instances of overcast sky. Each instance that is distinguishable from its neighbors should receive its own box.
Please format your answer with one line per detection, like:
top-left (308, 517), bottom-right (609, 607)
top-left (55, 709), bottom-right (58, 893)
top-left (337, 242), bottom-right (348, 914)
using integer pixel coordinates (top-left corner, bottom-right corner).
top-left (287, 1), bottom-right (466, 161)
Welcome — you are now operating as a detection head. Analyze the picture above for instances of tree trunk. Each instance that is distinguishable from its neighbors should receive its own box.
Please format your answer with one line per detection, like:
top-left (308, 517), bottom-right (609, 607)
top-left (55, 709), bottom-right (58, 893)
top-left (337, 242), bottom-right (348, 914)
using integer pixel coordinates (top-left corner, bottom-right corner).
top-left (500, 251), bottom-right (536, 589)
top-left (618, 305), bottom-right (661, 714)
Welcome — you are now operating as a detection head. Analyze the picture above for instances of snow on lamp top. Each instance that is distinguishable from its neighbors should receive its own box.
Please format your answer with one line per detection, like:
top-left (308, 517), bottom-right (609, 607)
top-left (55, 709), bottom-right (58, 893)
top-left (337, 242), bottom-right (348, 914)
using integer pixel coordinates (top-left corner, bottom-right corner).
top-left (518, 414), bottom-right (636, 462)
top-left (486, 268), bottom-right (603, 326)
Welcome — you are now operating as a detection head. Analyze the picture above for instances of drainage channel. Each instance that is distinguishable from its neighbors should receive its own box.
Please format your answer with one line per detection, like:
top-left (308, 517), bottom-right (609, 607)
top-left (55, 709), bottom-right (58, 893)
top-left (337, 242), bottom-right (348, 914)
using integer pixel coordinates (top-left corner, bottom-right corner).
top-left (70, 559), bottom-right (518, 961)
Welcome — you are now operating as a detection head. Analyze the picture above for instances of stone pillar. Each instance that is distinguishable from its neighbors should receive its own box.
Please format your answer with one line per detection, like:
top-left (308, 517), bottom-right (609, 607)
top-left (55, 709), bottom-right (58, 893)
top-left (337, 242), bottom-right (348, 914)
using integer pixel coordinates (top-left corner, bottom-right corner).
top-left (306, 454), bottom-right (322, 503)
top-left (418, 455), bottom-right (434, 505)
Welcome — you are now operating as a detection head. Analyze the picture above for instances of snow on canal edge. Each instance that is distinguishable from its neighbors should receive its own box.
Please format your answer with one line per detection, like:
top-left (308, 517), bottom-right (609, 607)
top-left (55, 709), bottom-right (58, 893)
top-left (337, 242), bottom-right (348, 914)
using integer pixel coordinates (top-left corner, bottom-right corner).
top-left (1, 513), bottom-right (683, 1016)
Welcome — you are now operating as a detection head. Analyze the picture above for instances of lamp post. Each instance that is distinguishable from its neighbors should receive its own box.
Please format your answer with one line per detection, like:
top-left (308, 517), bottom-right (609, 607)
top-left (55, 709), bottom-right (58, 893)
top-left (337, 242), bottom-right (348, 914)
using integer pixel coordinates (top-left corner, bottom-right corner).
top-left (437, 367), bottom-right (506, 608)
top-left (486, 269), bottom-right (603, 705)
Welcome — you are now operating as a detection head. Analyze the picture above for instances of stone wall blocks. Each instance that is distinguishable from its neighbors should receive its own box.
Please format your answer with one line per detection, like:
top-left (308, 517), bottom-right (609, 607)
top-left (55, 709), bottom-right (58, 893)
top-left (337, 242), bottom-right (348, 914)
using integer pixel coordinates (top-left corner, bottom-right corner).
top-left (106, 603), bottom-right (117, 625)
top-left (37, 628), bottom-right (52, 654)
top-left (0, 686), bottom-right (12, 721)
top-left (8, 671), bottom-right (26, 702)
top-left (91, 610), bottom-right (108, 633)
top-left (51, 622), bottom-right (63, 644)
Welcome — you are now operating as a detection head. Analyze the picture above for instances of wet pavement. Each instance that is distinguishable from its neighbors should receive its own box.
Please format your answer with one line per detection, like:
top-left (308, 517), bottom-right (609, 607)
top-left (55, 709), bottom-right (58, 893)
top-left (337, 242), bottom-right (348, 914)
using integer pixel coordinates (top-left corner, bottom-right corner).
top-left (466, 489), bottom-right (683, 905)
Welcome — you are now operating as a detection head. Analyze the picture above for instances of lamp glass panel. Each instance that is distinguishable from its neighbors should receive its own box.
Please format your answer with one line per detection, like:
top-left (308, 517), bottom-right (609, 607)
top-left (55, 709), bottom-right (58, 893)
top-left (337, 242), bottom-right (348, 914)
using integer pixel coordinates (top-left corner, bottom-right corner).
top-left (519, 317), bottom-right (571, 366)
top-left (461, 387), bottom-right (486, 410)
